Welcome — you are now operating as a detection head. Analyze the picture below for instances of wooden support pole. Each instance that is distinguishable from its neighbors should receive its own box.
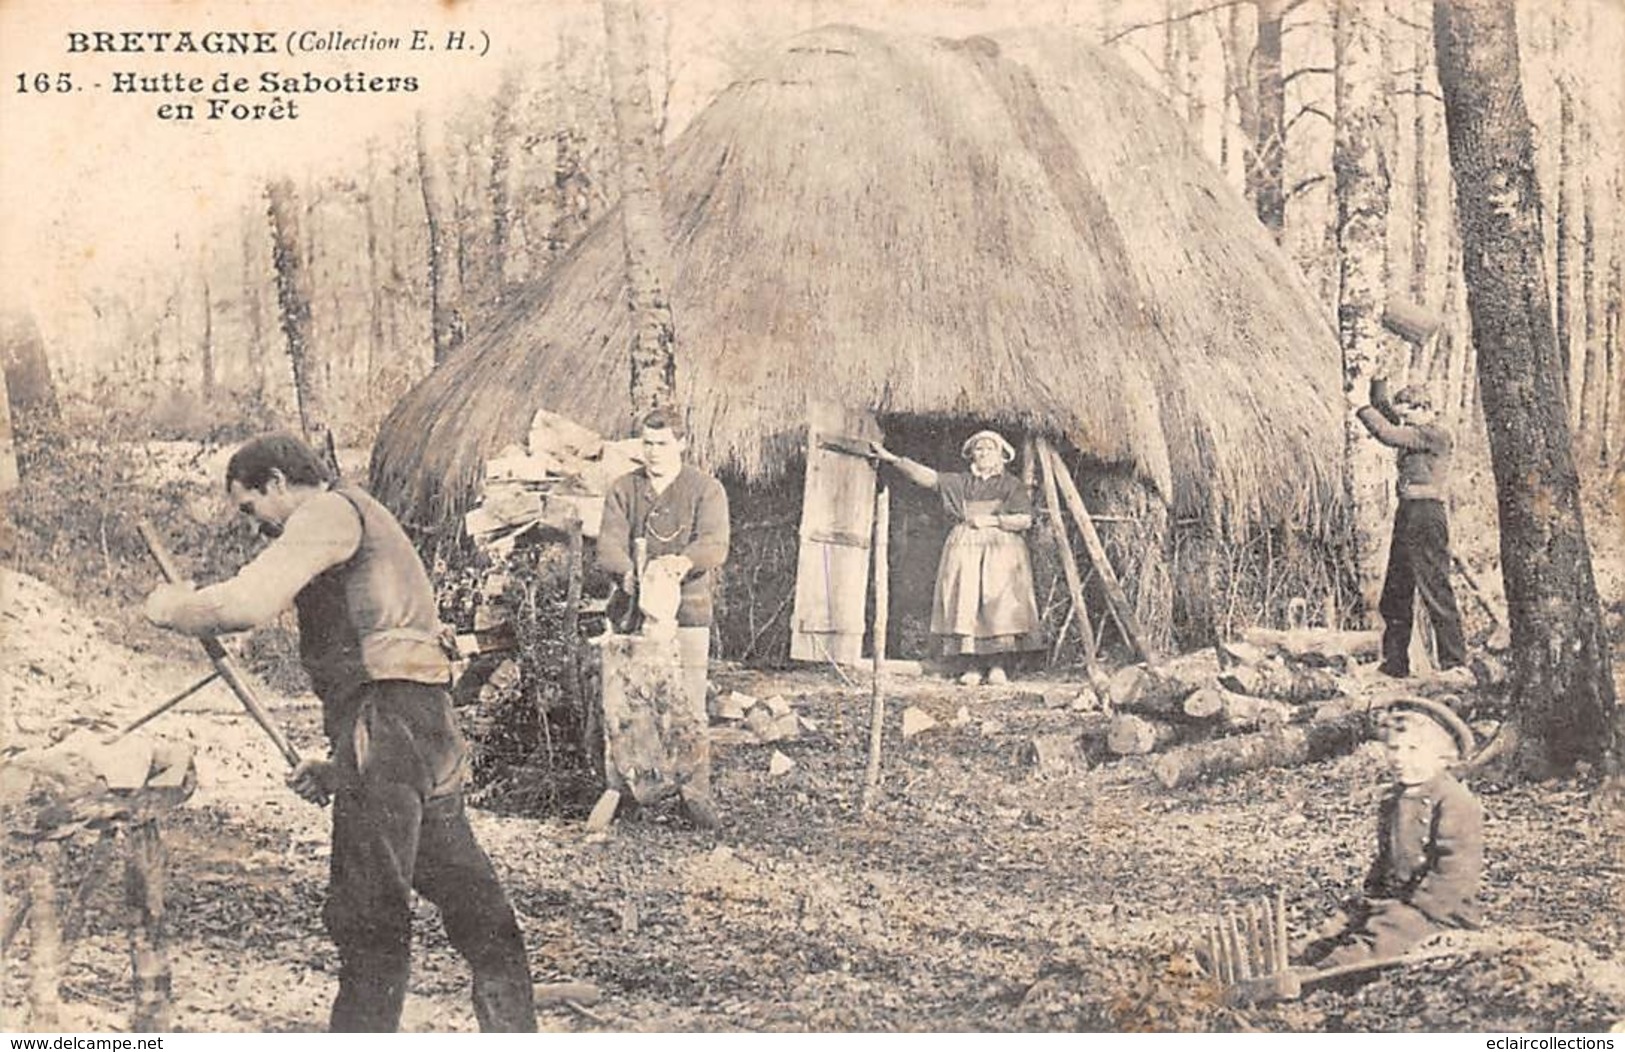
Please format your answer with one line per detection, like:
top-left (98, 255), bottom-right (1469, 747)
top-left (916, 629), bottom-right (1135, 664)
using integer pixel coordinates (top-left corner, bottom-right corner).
top-left (27, 840), bottom-right (63, 1029)
top-left (563, 515), bottom-right (585, 718)
top-left (1037, 439), bottom-right (1098, 670)
top-left (125, 820), bottom-right (170, 1032)
top-left (862, 482), bottom-right (890, 814)
top-left (1041, 440), bottom-right (1149, 661)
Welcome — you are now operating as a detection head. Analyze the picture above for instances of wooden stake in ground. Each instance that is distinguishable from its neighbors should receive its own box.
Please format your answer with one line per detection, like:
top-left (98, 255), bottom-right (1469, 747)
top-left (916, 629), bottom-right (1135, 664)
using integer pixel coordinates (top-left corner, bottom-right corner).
top-left (125, 820), bottom-right (170, 1032)
top-left (1041, 440), bottom-right (1149, 661)
top-left (1037, 436), bottom-right (1098, 671)
top-left (862, 481), bottom-right (890, 814)
top-left (26, 840), bottom-right (62, 1028)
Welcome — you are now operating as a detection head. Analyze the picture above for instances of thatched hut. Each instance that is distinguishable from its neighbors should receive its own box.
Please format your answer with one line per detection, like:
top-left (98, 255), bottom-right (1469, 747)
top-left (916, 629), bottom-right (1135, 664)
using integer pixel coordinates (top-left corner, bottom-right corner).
top-left (372, 24), bottom-right (1346, 662)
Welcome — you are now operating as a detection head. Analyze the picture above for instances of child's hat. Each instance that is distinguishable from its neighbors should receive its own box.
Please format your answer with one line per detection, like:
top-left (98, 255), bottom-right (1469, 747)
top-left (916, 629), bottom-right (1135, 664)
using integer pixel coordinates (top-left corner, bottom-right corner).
top-left (1378, 696), bottom-right (1476, 761)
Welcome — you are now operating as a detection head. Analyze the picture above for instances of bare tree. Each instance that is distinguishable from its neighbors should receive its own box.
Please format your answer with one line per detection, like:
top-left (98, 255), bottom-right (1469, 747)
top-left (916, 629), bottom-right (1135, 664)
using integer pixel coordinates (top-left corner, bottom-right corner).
top-left (416, 112), bottom-right (466, 365)
top-left (265, 178), bottom-right (333, 458)
top-left (602, 0), bottom-right (677, 412)
top-left (1433, 0), bottom-right (1618, 770)
top-left (1334, 0), bottom-right (1397, 617)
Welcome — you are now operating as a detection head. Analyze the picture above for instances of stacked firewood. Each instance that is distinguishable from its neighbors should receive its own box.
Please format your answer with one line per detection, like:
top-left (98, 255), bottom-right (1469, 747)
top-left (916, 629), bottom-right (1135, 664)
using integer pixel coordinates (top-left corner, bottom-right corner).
top-left (462, 409), bottom-right (643, 555)
top-left (1094, 628), bottom-right (1505, 788)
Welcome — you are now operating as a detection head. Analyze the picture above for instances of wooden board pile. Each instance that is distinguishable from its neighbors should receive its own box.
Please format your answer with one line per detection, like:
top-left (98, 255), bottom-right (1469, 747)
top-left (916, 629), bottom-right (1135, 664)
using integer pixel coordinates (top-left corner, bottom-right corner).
top-left (1090, 627), bottom-right (1503, 788)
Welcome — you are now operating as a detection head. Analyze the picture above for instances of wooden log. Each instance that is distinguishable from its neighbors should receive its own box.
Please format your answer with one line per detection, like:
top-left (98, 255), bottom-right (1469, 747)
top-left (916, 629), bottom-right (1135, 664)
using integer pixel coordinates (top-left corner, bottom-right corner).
top-left (1150, 711), bottom-right (1371, 789)
top-left (1218, 657), bottom-right (1342, 703)
top-left (1042, 441), bottom-right (1148, 660)
top-left (1037, 439), bottom-right (1098, 670)
top-left (27, 840), bottom-right (62, 1029)
top-left (1106, 713), bottom-right (1181, 756)
top-left (1106, 649), bottom-right (1221, 716)
top-left (534, 981), bottom-right (603, 1007)
top-left (862, 482), bottom-right (890, 813)
top-left (126, 820), bottom-right (170, 1031)
top-left (1024, 732), bottom-right (1084, 773)
top-left (1181, 686), bottom-right (1294, 731)
top-left (1239, 627), bottom-right (1382, 667)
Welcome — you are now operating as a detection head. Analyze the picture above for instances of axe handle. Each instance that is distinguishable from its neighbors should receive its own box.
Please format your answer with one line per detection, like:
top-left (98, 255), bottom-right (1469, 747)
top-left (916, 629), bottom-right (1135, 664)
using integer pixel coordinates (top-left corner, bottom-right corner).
top-left (137, 519), bottom-right (303, 769)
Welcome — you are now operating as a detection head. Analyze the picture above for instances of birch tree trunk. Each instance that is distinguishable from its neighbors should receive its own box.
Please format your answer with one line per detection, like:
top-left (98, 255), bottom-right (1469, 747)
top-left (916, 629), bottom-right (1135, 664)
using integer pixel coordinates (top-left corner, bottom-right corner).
top-left (1334, 0), bottom-right (1397, 620)
top-left (602, 0), bottom-right (677, 413)
top-left (1555, 80), bottom-right (1575, 415)
top-left (265, 178), bottom-right (332, 455)
top-left (1253, 0), bottom-right (1288, 239)
top-left (416, 112), bottom-right (465, 365)
top-left (1433, 0), bottom-right (1619, 771)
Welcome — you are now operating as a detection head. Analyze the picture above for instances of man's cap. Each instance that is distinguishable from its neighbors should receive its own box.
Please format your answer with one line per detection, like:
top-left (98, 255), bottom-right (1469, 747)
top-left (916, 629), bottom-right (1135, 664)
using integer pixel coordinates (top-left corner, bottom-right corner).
top-left (1376, 696), bottom-right (1475, 761)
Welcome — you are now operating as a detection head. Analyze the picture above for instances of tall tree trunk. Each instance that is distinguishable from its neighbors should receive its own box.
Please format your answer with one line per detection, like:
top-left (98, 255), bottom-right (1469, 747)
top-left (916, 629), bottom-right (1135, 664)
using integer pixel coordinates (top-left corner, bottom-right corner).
top-left (1578, 163), bottom-right (1599, 452)
top-left (1433, 0), bottom-right (1618, 771)
top-left (1253, 0), bottom-right (1287, 238)
top-left (265, 178), bottom-right (332, 456)
top-left (1604, 239), bottom-right (1621, 467)
top-left (1183, 12), bottom-right (1204, 133)
top-left (602, 0), bottom-right (677, 413)
top-left (1334, 0), bottom-right (1396, 621)
top-left (0, 309), bottom-right (61, 426)
top-left (416, 112), bottom-right (465, 365)
top-left (1554, 81), bottom-right (1575, 413)
top-left (199, 278), bottom-right (214, 399)
top-left (1411, 8), bottom-right (1432, 304)
top-left (0, 361), bottom-right (18, 493)
top-left (363, 143), bottom-right (386, 387)
top-left (487, 68), bottom-right (520, 307)
top-left (241, 209), bottom-right (269, 404)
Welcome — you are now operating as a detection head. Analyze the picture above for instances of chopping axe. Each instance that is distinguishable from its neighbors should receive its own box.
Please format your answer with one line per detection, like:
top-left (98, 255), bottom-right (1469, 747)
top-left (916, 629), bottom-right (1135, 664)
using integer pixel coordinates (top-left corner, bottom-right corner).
top-left (136, 519), bottom-right (302, 769)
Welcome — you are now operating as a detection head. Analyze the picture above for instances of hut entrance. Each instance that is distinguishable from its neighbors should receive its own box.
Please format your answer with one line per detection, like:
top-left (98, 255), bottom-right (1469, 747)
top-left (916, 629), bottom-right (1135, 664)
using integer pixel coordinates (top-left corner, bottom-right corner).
top-left (787, 408), bottom-right (1050, 668)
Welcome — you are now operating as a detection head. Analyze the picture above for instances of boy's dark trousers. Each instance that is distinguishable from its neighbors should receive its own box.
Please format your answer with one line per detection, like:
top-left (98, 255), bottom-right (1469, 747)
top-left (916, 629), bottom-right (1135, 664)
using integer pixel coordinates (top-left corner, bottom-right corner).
top-left (1378, 498), bottom-right (1467, 675)
top-left (321, 681), bottom-right (537, 1032)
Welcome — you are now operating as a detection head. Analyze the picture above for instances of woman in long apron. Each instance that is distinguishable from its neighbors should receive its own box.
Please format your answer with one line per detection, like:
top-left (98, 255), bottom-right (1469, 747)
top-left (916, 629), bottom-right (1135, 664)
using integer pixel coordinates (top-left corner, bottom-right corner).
top-left (871, 430), bottom-right (1045, 685)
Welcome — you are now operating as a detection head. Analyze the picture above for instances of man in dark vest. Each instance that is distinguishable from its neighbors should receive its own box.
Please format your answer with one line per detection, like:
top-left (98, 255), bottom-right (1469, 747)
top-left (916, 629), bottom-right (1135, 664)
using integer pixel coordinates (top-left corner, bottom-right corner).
top-left (1357, 381), bottom-right (1468, 677)
top-left (144, 433), bottom-right (536, 1033)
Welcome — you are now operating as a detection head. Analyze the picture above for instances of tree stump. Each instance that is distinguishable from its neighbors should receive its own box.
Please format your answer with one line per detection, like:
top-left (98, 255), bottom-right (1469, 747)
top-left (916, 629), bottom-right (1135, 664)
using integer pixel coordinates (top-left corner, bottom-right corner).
top-left (596, 633), bottom-right (705, 805)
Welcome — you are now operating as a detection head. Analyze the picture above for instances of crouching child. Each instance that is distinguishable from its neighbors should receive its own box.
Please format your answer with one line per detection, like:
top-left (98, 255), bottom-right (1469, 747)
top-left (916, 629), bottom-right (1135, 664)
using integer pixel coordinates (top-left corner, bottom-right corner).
top-left (1304, 698), bottom-right (1483, 967)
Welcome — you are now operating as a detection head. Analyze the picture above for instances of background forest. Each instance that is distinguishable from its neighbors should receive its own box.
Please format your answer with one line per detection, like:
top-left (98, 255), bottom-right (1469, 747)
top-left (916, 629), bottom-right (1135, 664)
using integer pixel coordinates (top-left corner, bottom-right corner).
top-left (4, 0), bottom-right (1620, 471)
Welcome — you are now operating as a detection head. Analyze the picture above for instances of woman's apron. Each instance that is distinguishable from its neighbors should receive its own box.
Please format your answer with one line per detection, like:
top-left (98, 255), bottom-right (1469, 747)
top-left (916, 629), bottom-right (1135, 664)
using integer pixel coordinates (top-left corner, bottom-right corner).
top-left (930, 500), bottom-right (1043, 655)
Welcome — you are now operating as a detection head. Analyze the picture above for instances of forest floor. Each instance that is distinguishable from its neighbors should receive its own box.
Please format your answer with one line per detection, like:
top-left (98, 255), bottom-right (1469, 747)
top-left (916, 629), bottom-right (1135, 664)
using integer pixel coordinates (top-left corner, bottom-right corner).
top-left (3, 560), bottom-right (1625, 1033)
top-left (3, 436), bottom-right (1624, 1033)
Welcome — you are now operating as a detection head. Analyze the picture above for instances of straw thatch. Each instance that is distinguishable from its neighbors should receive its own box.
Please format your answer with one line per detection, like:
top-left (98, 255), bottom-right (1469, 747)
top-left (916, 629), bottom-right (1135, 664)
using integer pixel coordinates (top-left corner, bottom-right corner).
top-left (372, 24), bottom-right (1343, 538)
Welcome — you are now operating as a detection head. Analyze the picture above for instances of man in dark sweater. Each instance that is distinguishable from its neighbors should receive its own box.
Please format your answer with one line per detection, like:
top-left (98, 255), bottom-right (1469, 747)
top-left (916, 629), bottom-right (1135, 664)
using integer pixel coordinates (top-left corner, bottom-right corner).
top-left (145, 433), bottom-right (536, 1032)
top-left (597, 406), bottom-right (731, 828)
top-left (1356, 381), bottom-right (1468, 677)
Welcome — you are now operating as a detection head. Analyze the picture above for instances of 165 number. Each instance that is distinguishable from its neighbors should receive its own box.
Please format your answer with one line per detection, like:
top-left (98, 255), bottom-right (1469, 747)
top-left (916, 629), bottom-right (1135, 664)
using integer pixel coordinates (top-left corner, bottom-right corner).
top-left (15, 72), bottom-right (74, 93)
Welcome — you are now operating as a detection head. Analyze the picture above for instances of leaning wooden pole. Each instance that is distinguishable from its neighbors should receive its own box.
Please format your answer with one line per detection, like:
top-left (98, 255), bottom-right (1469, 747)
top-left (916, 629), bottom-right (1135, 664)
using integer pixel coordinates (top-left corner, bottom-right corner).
top-left (1042, 440), bottom-right (1149, 661)
top-left (1037, 439), bottom-right (1098, 671)
top-left (862, 482), bottom-right (890, 814)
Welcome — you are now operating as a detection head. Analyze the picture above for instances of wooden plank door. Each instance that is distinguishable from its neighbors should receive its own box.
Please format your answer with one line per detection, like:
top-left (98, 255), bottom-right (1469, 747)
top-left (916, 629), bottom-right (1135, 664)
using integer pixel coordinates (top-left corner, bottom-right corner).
top-left (790, 401), bottom-right (881, 665)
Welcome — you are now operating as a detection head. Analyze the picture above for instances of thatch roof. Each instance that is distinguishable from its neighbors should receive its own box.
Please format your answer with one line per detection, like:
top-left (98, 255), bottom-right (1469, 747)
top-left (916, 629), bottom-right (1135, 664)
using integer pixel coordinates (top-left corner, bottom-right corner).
top-left (372, 24), bottom-right (1344, 538)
